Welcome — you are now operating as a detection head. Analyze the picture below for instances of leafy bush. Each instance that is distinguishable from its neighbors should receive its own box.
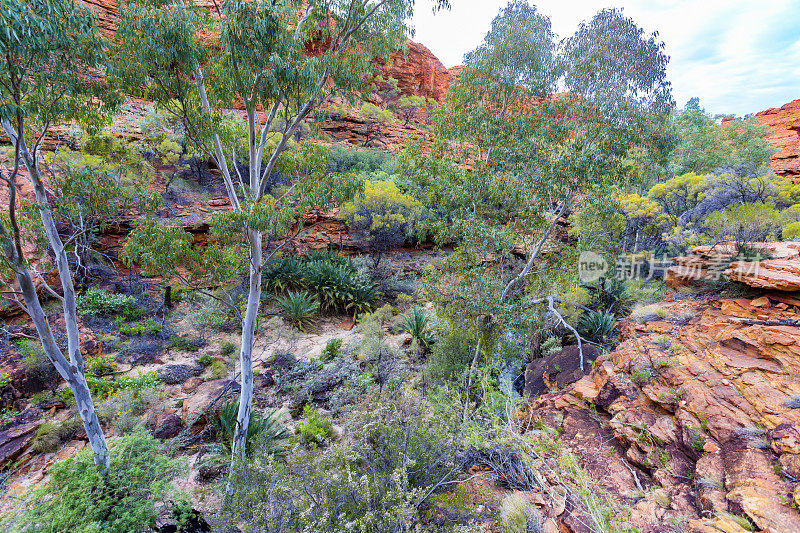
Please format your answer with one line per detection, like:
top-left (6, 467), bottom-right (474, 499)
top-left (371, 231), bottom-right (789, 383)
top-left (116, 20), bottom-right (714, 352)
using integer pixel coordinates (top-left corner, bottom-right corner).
top-left (320, 338), bottom-right (343, 362)
top-left (228, 393), bottom-right (464, 532)
top-left (577, 310), bottom-right (617, 344)
top-left (197, 353), bottom-right (213, 367)
top-left (325, 144), bottom-right (394, 175)
top-left (277, 291), bottom-right (319, 331)
top-left (297, 405), bottom-right (333, 448)
top-left (15, 339), bottom-right (57, 383)
top-left (11, 430), bottom-right (186, 533)
top-left (209, 359), bottom-right (228, 380)
top-left (340, 180), bottom-right (422, 267)
top-left (169, 334), bottom-right (204, 352)
top-left (118, 317), bottom-right (161, 336)
top-left (211, 400), bottom-right (290, 457)
top-left (77, 288), bottom-right (144, 320)
top-left (220, 341), bottom-right (237, 357)
top-left (399, 307), bottom-right (433, 349)
top-left (425, 328), bottom-right (476, 384)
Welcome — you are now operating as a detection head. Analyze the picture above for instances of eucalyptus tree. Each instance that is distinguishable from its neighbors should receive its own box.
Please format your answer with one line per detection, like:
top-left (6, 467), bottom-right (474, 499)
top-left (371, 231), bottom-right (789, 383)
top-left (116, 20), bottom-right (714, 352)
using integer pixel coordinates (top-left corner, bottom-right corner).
top-left (428, 2), bottom-right (674, 370)
top-left (0, 0), bottom-right (120, 467)
top-left (116, 0), bottom-right (448, 459)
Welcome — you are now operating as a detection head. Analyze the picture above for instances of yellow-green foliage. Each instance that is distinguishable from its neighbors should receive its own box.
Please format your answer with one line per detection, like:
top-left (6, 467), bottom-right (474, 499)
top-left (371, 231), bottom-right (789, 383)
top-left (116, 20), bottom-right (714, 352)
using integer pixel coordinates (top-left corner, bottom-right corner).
top-left (648, 172), bottom-right (708, 222)
top-left (360, 102), bottom-right (394, 125)
top-left (705, 202), bottom-right (781, 242)
top-left (156, 138), bottom-right (181, 166)
top-left (340, 180), bottom-right (421, 255)
top-left (783, 221), bottom-right (800, 240)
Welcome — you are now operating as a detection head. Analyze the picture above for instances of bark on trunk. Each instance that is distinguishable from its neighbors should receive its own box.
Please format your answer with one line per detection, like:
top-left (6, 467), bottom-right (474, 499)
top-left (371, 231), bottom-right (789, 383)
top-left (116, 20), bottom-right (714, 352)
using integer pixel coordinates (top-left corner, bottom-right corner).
top-left (231, 230), bottom-right (262, 459)
top-left (3, 128), bottom-right (110, 468)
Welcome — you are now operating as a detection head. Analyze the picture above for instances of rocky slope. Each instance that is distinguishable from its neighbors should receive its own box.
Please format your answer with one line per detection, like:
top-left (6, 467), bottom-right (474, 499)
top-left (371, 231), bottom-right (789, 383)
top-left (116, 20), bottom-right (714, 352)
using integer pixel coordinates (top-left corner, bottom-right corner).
top-left (522, 270), bottom-right (800, 530)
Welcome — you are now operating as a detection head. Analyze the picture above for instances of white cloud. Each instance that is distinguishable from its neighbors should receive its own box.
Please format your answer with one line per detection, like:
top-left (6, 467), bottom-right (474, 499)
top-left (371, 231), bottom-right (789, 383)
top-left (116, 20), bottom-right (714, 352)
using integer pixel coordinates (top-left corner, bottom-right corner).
top-left (412, 0), bottom-right (800, 116)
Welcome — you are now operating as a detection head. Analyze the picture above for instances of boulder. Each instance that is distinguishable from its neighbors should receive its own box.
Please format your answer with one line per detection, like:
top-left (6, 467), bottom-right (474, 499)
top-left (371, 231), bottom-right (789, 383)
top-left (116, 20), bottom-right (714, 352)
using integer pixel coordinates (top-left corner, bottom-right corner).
top-left (182, 379), bottom-right (239, 421)
top-left (150, 412), bottom-right (183, 440)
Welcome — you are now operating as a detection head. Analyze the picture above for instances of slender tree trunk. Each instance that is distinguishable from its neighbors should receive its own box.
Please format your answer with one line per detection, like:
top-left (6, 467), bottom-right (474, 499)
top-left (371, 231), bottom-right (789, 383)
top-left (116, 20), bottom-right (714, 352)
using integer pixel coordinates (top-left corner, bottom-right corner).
top-left (5, 132), bottom-right (110, 467)
top-left (3, 244), bottom-right (110, 467)
top-left (231, 229), bottom-right (262, 460)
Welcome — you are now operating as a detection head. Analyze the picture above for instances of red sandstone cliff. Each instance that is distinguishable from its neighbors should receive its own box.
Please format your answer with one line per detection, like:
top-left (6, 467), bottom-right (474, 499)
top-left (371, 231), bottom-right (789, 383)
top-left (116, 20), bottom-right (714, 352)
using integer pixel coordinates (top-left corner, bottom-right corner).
top-left (755, 99), bottom-right (800, 179)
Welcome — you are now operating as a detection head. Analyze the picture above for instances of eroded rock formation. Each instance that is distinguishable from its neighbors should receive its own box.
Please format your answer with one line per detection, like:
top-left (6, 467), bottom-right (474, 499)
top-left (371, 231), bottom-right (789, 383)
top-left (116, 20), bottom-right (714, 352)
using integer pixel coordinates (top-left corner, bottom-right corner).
top-left (522, 290), bottom-right (800, 531)
top-left (756, 99), bottom-right (800, 180)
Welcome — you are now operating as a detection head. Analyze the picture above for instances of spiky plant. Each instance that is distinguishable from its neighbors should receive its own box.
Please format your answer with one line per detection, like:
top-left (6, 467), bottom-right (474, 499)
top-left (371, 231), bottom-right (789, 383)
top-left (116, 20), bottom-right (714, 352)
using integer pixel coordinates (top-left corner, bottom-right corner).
top-left (346, 282), bottom-right (381, 319)
top-left (277, 291), bottom-right (319, 331)
top-left (213, 400), bottom-right (290, 457)
top-left (399, 307), bottom-right (433, 349)
top-left (577, 309), bottom-right (617, 344)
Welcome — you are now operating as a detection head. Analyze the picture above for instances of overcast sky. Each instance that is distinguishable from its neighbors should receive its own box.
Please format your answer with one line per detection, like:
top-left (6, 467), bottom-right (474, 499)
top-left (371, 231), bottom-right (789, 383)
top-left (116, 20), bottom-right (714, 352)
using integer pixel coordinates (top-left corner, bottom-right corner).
top-left (411, 0), bottom-right (800, 117)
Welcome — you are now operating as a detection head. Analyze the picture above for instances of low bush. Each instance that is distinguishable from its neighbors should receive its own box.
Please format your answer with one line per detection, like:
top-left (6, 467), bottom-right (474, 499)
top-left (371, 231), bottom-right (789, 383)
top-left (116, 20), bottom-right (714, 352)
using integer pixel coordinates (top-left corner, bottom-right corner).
top-left (30, 417), bottom-right (83, 454)
top-left (169, 334), bottom-right (204, 352)
top-left (209, 359), bottom-right (228, 380)
top-left (77, 288), bottom-right (144, 320)
top-left (220, 341), bottom-right (237, 357)
top-left (297, 405), bottom-right (333, 448)
top-left (320, 338), bottom-right (343, 362)
top-left (197, 354), bottom-right (213, 367)
top-left (577, 310), bottom-right (617, 344)
top-left (228, 393), bottom-right (465, 532)
top-left (10, 430), bottom-right (186, 533)
top-left (425, 328), bottom-right (476, 384)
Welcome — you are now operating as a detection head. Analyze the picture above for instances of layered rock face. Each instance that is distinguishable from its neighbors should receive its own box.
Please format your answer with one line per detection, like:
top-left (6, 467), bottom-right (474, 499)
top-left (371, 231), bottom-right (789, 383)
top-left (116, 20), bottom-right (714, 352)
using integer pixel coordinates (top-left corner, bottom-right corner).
top-left (755, 99), bottom-right (800, 180)
top-left (666, 242), bottom-right (800, 292)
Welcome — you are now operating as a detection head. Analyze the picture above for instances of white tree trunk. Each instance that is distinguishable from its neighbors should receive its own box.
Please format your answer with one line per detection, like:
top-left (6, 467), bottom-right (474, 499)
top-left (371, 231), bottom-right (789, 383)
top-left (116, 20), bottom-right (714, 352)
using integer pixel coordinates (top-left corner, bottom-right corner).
top-left (1, 225), bottom-right (109, 467)
top-left (231, 230), bottom-right (262, 459)
top-left (0, 124), bottom-right (111, 467)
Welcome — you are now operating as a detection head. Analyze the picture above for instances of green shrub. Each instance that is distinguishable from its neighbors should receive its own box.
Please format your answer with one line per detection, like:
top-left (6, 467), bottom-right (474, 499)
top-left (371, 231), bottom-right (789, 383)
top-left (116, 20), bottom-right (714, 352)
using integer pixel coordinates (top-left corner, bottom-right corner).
top-left (297, 405), bottom-right (333, 448)
top-left (77, 288), bottom-right (144, 320)
top-left (340, 180), bottom-right (421, 267)
top-left (86, 353), bottom-right (117, 378)
top-left (197, 354), bottom-right (213, 367)
top-left (425, 328), bottom-right (476, 384)
top-left (320, 338), bottom-right (343, 362)
top-left (118, 317), bottom-right (161, 336)
top-left (10, 430), bottom-right (186, 533)
top-left (168, 334), bottom-right (203, 352)
top-left (577, 310), bottom-right (617, 344)
top-left (325, 144), bottom-right (394, 175)
top-left (277, 291), bottom-right (319, 331)
top-left (209, 359), bottom-right (228, 380)
top-left (220, 341), bottom-right (237, 357)
top-left (585, 277), bottom-right (633, 317)
top-left (500, 492), bottom-right (544, 533)
top-left (228, 393), bottom-right (463, 532)
top-left (15, 339), bottom-right (57, 382)
top-left (210, 400), bottom-right (290, 457)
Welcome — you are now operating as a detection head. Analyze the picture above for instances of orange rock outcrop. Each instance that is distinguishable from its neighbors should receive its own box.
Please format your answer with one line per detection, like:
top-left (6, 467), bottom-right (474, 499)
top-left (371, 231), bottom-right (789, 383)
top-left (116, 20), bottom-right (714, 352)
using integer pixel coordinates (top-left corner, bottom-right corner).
top-left (523, 293), bottom-right (800, 531)
top-left (755, 99), bottom-right (800, 179)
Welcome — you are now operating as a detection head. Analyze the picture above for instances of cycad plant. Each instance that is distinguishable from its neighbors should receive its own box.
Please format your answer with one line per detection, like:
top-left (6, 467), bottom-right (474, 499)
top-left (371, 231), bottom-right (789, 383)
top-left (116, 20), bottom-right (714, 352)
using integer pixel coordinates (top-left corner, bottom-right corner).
top-left (213, 400), bottom-right (290, 458)
top-left (277, 291), bottom-right (319, 331)
top-left (577, 310), bottom-right (617, 344)
top-left (399, 307), bottom-right (434, 350)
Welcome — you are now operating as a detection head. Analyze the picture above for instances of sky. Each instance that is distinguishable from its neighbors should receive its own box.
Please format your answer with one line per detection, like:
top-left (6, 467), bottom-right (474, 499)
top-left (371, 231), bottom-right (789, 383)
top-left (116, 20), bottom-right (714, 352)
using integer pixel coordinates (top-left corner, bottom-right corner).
top-left (411, 0), bottom-right (800, 117)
